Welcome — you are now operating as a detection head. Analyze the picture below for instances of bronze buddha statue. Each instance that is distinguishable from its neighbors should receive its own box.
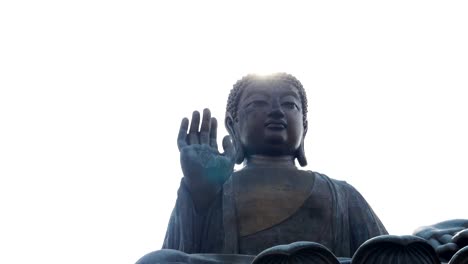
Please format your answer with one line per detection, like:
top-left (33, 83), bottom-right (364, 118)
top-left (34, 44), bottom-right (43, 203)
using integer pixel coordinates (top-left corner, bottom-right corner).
top-left (137, 73), bottom-right (468, 264)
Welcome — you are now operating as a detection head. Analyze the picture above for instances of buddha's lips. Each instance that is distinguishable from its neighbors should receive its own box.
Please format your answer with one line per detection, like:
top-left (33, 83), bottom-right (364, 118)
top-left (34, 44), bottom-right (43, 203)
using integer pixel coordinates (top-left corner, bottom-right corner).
top-left (265, 120), bottom-right (287, 129)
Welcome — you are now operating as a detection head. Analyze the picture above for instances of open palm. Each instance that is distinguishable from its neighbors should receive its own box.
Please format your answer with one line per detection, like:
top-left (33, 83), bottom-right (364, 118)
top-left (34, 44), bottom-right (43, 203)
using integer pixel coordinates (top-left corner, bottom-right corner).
top-left (177, 109), bottom-right (235, 211)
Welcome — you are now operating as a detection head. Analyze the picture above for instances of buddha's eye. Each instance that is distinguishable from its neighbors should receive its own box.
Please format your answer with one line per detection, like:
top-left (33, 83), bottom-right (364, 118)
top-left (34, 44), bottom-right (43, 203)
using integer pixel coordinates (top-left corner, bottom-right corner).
top-left (282, 102), bottom-right (298, 110)
top-left (246, 100), bottom-right (268, 108)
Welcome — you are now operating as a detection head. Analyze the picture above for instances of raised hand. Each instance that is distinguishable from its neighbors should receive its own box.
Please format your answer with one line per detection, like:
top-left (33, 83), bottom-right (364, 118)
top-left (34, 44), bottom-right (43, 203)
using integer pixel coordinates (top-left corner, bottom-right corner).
top-left (413, 219), bottom-right (468, 262)
top-left (177, 108), bottom-right (235, 212)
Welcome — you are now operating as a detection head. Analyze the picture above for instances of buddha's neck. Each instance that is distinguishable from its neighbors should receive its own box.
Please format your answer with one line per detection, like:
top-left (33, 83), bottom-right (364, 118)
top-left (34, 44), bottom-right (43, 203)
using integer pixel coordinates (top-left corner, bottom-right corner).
top-left (244, 155), bottom-right (297, 169)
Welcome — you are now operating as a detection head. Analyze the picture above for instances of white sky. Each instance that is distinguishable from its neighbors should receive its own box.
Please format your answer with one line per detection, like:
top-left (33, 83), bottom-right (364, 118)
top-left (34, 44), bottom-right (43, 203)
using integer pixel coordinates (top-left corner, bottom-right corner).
top-left (1, 1), bottom-right (467, 263)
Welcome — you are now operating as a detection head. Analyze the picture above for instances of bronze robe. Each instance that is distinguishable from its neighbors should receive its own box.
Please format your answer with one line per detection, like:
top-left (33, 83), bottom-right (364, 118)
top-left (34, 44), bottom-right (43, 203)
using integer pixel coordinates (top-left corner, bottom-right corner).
top-left (162, 169), bottom-right (387, 258)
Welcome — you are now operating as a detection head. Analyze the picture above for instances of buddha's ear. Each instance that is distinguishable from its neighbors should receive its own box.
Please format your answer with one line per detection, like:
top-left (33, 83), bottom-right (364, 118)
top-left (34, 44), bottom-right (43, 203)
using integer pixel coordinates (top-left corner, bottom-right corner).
top-left (297, 120), bottom-right (308, 167)
top-left (225, 115), bottom-right (245, 164)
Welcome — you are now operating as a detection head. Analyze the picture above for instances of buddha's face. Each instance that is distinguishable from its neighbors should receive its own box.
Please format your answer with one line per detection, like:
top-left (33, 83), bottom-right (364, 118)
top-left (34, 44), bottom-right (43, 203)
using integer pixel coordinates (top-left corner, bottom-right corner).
top-left (233, 79), bottom-right (305, 157)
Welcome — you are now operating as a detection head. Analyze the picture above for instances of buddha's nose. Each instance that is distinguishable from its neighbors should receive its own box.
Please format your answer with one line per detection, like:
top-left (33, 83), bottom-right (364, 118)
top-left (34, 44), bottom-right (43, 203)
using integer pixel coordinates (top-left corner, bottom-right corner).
top-left (268, 100), bottom-right (285, 118)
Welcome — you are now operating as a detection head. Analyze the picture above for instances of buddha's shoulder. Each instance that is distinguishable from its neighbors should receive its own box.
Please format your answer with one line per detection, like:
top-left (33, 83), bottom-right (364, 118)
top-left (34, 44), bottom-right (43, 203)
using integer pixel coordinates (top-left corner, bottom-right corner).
top-left (307, 171), bottom-right (361, 195)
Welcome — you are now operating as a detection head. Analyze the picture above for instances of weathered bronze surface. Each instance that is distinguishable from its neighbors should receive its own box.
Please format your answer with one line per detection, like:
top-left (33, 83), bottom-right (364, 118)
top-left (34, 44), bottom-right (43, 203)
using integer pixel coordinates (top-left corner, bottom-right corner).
top-left (136, 73), bottom-right (468, 263)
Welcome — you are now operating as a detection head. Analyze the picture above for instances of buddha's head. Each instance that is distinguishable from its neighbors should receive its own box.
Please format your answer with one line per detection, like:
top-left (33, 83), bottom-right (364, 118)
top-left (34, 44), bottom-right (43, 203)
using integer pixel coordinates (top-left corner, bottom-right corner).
top-left (225, 73), bottom-right (308, 167)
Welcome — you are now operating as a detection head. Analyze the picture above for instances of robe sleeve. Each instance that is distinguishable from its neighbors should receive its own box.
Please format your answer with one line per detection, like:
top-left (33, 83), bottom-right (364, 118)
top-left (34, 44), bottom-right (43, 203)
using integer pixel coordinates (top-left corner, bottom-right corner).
top-left (345, 183), bottom-right (388, 254)
top-left (162, 178), bottom-right (224, 253)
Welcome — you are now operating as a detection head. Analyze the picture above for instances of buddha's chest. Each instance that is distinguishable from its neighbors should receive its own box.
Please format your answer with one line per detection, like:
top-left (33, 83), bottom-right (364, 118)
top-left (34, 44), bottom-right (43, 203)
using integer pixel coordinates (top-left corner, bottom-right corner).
top-left (231, 169), bottom-right (332, 237)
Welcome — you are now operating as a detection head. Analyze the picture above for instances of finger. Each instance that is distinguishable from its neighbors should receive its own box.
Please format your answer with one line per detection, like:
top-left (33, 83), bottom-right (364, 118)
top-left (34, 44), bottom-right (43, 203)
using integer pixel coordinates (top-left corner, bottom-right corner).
top-left (435, 227), bottom-right (465, 236)
top-left (188, 111), bottom-right (200, 144)
top-left (222, 135), bottom-right (235, 159)
top-left (427, 238), bottom-right (442, 250)
top-left (199, 108), bottom-right (211, 145)
top-left (438, 234), bottom-right (454, 244)
top-left (209, 117), bottom-right (218, 150)
top-left (453, 229), bottom-right (468, 246)
top-left (177, 118), bottom-right (189, 150)
top-left (413, 227), bottom-right (435, 239)
top-left (436, 242), bottom-right (459, 262)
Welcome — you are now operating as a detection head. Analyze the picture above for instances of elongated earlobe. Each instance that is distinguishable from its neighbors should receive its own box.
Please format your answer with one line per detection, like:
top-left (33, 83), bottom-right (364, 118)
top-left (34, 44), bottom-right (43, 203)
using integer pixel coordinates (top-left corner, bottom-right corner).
top-left (233, 137), bottom-right (245, 165)
top-left (297, 122), bottom-right (308, 167)
top-left (296, 140), bottom-right (307, 167)
top-left (225, 116), bottom-right (245, 164)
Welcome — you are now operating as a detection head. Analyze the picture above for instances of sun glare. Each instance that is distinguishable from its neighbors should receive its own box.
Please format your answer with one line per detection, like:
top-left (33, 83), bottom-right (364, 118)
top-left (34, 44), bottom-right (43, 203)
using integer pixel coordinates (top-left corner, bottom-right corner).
top-left (249, 69), bottom-right (283, 78)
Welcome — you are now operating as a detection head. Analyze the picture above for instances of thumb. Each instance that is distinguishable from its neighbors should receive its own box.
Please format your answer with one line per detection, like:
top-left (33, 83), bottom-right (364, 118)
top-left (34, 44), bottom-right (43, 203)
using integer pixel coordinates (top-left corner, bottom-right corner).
top-left (222, 135), bottom-right (235, 159)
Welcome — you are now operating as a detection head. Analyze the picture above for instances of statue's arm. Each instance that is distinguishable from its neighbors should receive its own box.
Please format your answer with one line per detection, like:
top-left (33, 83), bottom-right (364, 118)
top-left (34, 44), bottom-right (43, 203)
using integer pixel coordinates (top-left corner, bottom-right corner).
top-left (345, 183), bottom-right (388, 253)
top-left (162, 178), bottom-right (224, 253)
top-left (162, 109), bottom-right (234, 253)
top-left (162, 179), bottom-right (197, 252)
